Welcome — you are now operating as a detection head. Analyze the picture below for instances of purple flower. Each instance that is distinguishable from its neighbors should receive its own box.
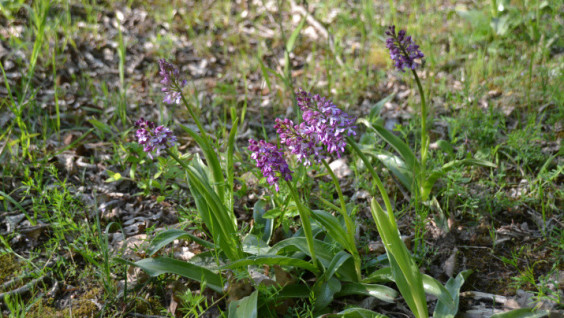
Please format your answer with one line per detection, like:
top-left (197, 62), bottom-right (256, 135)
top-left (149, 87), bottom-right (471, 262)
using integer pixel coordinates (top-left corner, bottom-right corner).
top-left (274, 118), bottom-right (324, 166)
top-left (135, 117), bottom-right (177, 159)
top-left (158, 59), bottom-right (187, 104)
top-left (275, 89), bottom-right (356, 165)
top-left (248, 139), bottom-right (293, 191)
top-left (385, 26), bottom-right (424, 72)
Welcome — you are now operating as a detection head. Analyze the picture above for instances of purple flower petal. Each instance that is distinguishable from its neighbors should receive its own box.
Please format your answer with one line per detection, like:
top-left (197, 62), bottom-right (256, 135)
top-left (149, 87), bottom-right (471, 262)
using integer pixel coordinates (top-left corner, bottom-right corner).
top-left (248, 139), bottom-right (293, 191)
top-left (385, 26), bottom-right (424, 72)
top-left (134, 118), bottom-right (177, 158)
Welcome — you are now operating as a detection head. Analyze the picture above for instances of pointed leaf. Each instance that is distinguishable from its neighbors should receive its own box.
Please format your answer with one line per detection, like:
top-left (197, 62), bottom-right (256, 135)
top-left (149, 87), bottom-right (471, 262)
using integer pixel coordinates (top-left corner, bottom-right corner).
top-left (433, 270), bottom-right (472, 318)
top-left (322, 251), bottom-right (353, 282)
top-left (226, 117), bottom-right (239, 211)
top-left (358, 119), bottom-right (420, 172)
top-left (228, 290), bottom-right (258, 318)
top-left (277, 284), bottom-right (311, 299)
top-left (120, 257), bottom-right (223, 293)
top-left (368, 93), bottom-right (395, 123)
top-left (370, 199), bottom-right (428, 317)
top-left (311, 210), bottom-right (352, 252)
top-left (362, 267), bottom-right (394, 284)
top-left (269, 237), bottom-right (335, 268)
top-left (336, 282), bottom-right (397, 303)
top-left (242, 234), bottom-right (270, 255)
top-left (253, 200), bottom-right (274, 243)
top-left (490, 308), bottom-right (549, 318)
top-left (286, 16), bottom-right (307, 52)
top-left (221, 255), bottom-right (320, 275)
top-left (363, 267), bottom-right (455, 309)
top-left (314, 277), bottom-right (342, 310)
top-left (148, 229), bottom-right (214, 256)
top-left (180, 124), bottom-right (227, 207)
top-left (324, 307), bottom-right (389, 318)
top-left (374, 152), bottom-right (415, 190)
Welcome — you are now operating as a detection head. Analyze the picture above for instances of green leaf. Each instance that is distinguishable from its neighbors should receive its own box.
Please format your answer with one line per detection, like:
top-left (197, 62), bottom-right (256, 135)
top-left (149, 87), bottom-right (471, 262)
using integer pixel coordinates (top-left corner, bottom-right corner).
top-left (277, 284), bottom-right (311, 299)
top-left (242, 234), bottom-right (270, 255)
top-left (490, 308), bottom-right (549, 318)
top-left (421, 170), bottom-right (445, 201)
top-left (228, 290), bottom-right (258, 318)
top-left (88, 118), bottom-right (112, 136)
top-left (311, 210), bottom-right (352, 252)
top-left (120, 257), bottom-right (223, 293)
top-left (179, 124), bottom-right (227, 208)
top-left (442, 158), bottom-right (497, 171)
top-left (147, 229), bottom-right (214, 256)
top-left (373, 152), bottom-right (414, 191)
top-left (336, 282), bottom-right (398, 303)
top-left (221, 255), bottom-right (320, 275)
top-left (324, 307), bottom-right (389, 318)
top-left (314, 277), bottom-right (342, 310)
top-left (359, 119), bottom-right (420, 173)
top-left (370, 199), bottom-right (428, 317)
top-left (262, 208), bottom-right (283, 219)
top-left (253, 200), bottom-right (274, 243)
top-left (421, 158), bottom-right (496, 200)
top-left (0, 190), bottom-right (30, 220)
top-left (363, 267), bottom-right (455, 310)
top-left (257, 55), bottom-right (272, 91)
top-left (423, 273), bottom-right (456, 311)
top-left (321, 251), bottom-right (353, 283)
top-left (286, 16), bottom-right (307, 53)
top-left (105, 171), bottom-right (122, 183)
top-left (226, 117), bottom-right (239, 211)
top-left (433, 270), bottom-right (472, 318)
top-left (491, 14), bottom-right (512, 36)
top-left (268, 237), bottom-right (335, 268)
top-left (368, 93), bottom-right (395, 123)
top-left (185, 161), bottom-right (242, 261)
top-left (362, 267), bottom-right (394, 284)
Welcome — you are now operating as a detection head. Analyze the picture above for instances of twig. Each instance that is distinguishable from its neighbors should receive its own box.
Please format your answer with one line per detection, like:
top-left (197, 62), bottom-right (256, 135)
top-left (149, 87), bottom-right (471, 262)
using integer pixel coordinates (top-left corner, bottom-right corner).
top-left (0, 276), bottom-right (50, 302)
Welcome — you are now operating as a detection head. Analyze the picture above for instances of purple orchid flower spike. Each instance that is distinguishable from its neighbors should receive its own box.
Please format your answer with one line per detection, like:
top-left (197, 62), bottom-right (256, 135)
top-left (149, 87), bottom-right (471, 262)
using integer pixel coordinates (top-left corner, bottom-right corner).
top-left (275, 89), bottom-right (356, 165)
top-left (158, 59), bottom-right (187, 104)
top-left (385, 25), bottom-right (425, 72)
top-left (248, 139), bottom-right (293, 191)
top-left (135, 117), bottom-right (177, 159)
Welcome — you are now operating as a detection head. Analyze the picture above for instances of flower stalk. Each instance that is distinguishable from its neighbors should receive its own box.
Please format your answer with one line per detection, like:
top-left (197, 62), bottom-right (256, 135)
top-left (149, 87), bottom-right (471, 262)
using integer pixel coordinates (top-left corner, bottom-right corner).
top-left (411, 69), bottom-right (428, 190)
top-left (321, 159), bottom-right (362, 281)
top-left (286, 180), bottom-right (320, 272)
top-left (385, 25), bottom-right (428, 199)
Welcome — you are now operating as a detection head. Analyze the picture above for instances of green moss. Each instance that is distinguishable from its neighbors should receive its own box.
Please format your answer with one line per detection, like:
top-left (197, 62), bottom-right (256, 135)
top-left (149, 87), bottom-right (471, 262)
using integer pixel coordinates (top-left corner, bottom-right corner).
top-left (0, 253), bottom-right (20, 284)
top-left (27, 287), bottom-right (102, 318)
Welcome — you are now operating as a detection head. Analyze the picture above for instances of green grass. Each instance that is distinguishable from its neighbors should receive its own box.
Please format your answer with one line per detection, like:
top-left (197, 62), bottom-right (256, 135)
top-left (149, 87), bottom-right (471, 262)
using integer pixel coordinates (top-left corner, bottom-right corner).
top-left (0, 0), bottom-right (562, 316)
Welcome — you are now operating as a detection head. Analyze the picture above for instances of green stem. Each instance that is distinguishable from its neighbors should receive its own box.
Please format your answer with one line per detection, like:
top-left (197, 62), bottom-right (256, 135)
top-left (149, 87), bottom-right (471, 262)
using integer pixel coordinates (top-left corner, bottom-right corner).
top-left (179, 91), bottom-right (225, 201)
top-left (411, 70), bottom-right (428, 174)
top-left (180, 92), bottom-right (208, 143)
top-left (166, 148), bottom-right (191, 172)
top-left (286, 180), bottom-right (320, 273)
top-left (321, 159), bottom-right (361, 281)
top-left (346, 137), bottom-right (397, 230)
